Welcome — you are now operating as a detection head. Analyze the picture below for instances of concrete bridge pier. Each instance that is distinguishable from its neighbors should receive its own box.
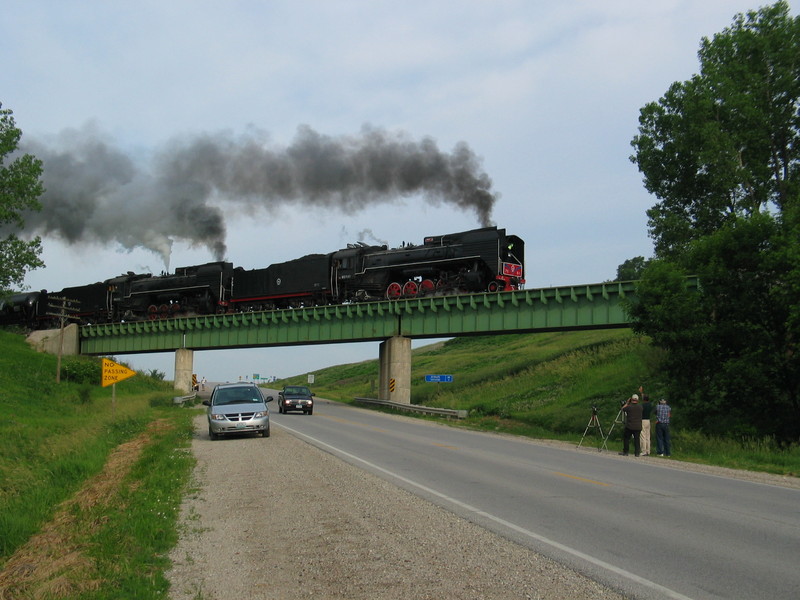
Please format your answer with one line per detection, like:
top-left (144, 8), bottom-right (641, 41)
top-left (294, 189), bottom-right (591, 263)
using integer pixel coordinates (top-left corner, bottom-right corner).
top-left (379, 335), bottom-right (411, 404)
top-left (174, 348), bottom-right (194, 393)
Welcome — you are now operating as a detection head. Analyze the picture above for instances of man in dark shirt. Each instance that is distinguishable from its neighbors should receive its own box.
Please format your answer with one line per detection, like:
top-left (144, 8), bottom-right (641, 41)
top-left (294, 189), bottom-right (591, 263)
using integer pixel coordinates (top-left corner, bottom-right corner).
top-left (619, 394), bottom-right (643, 457)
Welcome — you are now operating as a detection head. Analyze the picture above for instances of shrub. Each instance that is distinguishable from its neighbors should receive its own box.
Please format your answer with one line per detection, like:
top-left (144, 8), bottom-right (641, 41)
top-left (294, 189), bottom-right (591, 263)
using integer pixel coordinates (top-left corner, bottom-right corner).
top-left (60, 356), bottom-right (101, 385)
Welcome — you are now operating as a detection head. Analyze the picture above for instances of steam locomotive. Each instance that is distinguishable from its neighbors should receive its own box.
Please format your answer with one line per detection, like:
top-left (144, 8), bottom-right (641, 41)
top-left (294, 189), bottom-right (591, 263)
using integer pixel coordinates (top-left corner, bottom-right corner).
top-left (0, 226), bottom-right (524, 329)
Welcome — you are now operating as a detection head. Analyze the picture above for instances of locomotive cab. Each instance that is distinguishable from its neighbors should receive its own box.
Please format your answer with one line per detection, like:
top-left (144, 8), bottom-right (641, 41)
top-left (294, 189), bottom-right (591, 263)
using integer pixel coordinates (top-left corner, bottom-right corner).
top-left (331, 243), bottom-right (387, 302)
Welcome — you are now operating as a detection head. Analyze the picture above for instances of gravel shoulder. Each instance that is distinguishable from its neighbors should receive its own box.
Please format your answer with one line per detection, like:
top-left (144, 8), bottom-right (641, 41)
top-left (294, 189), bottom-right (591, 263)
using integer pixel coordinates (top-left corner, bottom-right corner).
top-left (167, 414), bottom-right (625, 600)
top-left (167, 412), bottom-right (798, 600)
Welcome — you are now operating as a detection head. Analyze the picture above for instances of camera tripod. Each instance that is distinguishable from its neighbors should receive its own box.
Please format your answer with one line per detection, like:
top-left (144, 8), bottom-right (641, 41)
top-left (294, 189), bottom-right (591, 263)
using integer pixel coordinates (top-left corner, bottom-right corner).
top-left (577, 406), bottom-right (605, 451)
top-left (601, 405), bottom-right (626, 451)
top-left (577, 405), bottom-right (625, 451)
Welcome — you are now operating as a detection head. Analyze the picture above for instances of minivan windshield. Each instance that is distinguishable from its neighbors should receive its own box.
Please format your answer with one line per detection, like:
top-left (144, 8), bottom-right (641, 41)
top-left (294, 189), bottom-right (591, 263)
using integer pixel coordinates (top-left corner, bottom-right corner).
top-left (213, 388), bottom-right (263, 405)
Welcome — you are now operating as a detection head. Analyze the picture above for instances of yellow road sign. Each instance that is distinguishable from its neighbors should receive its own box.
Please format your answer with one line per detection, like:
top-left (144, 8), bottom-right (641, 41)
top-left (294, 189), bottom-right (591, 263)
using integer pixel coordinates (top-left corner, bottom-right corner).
top-left (102, 358), bottom-right (136, 387)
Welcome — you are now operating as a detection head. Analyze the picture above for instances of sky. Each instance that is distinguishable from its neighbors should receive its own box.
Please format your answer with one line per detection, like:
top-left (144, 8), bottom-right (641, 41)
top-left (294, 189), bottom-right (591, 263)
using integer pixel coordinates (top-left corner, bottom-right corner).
top-left (3, 0), bottom-right (795, 382)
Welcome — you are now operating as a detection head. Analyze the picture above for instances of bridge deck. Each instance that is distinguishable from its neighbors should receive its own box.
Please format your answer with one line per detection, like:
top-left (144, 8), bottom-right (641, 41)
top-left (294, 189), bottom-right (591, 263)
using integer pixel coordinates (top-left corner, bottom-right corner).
top-left (80, 280), bottom-right (649, 355)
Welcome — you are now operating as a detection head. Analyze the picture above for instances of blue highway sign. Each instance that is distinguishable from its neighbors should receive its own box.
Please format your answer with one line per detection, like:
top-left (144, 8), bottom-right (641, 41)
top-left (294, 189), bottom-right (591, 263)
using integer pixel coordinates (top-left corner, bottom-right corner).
top-left (425, 374), bottom-right (453, 383)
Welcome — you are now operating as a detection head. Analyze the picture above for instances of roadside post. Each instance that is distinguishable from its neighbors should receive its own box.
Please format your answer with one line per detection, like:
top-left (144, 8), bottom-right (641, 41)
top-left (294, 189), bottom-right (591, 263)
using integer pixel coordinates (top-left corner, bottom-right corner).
top-left (101, 358), bottom-right (137, 416)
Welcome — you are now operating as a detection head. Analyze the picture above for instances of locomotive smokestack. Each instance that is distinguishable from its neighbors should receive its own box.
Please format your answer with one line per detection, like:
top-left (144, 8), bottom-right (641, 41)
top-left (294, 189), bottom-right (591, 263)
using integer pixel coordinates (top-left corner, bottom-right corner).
top-left (19, 124), bottom-right (497, 267)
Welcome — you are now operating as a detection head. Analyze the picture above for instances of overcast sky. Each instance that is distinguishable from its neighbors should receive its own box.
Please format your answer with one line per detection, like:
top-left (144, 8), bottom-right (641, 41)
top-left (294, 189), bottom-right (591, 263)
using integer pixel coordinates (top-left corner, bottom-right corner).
top-left (3, 0), bottom-right (794, 382)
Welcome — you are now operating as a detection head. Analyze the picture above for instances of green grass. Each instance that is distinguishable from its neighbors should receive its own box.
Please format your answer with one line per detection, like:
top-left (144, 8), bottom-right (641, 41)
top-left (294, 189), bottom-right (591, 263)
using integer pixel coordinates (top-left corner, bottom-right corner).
top-left (279, 329), bottom-right (800, 477)
top-left (0, 329), bottom-right (197, 598)
top-left (2, 323), bottom-right (797, 597)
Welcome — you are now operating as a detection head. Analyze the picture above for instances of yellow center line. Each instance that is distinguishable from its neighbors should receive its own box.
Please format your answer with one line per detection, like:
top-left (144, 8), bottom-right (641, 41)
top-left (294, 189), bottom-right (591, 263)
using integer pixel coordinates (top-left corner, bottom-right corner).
top-left (432, 443), bottom-right (459, 450)
top-left (553, 472), bottom-right (610, 486)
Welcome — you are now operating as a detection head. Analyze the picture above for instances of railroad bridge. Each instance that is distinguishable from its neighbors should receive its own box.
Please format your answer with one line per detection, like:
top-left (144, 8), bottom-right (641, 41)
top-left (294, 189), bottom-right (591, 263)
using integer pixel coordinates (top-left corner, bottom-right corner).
top-left (45, 279), bottom-right (689, 403)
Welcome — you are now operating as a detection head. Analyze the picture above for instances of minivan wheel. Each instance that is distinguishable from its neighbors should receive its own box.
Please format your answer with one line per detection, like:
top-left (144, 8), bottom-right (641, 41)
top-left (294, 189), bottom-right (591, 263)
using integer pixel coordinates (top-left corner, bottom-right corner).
top-left (263, 427), bottom-right (270, 438)
top-left (209, 427), bottom-right (218, 440)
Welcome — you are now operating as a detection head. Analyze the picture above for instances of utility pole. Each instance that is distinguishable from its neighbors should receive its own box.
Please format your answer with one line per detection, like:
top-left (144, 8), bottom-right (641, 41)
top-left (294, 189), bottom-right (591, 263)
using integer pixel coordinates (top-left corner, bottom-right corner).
top-left (46, 296), bottom-right (80, 383)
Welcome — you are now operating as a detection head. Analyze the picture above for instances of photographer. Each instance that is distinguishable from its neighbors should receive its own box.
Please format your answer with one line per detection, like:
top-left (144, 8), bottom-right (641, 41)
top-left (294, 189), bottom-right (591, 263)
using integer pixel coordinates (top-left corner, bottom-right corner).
top-left (618, 394), bottom-right (643, 457)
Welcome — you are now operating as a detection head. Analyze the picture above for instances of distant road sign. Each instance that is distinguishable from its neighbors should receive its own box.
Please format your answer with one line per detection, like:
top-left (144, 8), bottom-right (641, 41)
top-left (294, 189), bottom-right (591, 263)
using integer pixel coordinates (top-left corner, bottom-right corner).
top-left (101, 358), bottom-right (136, 387)
top-left (425, 374), bottom-right (453, 383)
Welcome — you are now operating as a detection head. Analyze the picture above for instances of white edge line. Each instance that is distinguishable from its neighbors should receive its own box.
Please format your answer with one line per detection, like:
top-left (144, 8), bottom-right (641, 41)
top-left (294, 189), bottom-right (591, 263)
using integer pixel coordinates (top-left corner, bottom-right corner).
top-left (277, 423), bottom-right (694, 600)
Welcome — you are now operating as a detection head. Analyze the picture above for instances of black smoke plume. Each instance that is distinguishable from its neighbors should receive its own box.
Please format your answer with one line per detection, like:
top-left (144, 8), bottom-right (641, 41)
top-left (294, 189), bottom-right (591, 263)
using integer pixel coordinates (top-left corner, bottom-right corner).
top-left (19, 124), bottom-right (497, 267)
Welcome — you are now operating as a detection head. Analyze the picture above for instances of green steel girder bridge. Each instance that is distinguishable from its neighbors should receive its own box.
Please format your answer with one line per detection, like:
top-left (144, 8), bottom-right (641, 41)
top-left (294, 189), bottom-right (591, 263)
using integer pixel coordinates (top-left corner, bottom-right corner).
top-left (78, 279), bottom-right (683, 402)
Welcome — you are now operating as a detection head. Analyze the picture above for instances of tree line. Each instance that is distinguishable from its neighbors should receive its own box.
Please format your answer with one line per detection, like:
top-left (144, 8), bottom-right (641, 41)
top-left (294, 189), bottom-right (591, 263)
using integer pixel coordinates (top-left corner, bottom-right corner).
top-left (625, 1), bottom-right (799, 443)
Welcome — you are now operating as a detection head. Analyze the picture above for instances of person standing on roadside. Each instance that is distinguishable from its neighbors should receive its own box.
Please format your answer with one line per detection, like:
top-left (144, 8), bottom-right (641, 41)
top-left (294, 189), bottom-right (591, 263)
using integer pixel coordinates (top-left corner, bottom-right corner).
top-left (655, 398), bottom-right (672, 457)
top-left (619, 394), bottom-right (643, 457)
top-left (639, 387), bottom-right (652, 456)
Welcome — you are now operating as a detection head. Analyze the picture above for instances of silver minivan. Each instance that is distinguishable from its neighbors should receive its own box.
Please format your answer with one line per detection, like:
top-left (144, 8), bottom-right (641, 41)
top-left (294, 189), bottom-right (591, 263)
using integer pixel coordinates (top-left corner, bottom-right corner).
top-left (203, 382), bottom-right (273, 440)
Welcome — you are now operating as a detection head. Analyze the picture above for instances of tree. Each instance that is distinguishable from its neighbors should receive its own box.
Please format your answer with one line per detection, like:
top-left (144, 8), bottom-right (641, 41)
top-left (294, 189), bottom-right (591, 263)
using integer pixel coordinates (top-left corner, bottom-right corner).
top-left (628, 2), bottom-right (800, 442)
top-left (0, 103), bottom-right (45, 295)
top-left (614, 256), bottom-right (648, 281)
top-left (632, 1), bottom-right (799, 259)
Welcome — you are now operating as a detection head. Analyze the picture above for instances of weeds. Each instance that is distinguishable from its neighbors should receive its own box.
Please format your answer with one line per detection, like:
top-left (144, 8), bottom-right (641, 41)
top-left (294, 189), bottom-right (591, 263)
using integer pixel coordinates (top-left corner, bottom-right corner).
top-left (0, 329), bottom-right (195, 599)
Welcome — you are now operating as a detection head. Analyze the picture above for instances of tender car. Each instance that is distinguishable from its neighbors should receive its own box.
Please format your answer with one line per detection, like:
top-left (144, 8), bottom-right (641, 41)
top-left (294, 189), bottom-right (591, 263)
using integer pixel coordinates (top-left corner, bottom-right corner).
top-left (203, 382), bottom-right (273, 440)
top-left (278, 385), bottom-right (315, 415)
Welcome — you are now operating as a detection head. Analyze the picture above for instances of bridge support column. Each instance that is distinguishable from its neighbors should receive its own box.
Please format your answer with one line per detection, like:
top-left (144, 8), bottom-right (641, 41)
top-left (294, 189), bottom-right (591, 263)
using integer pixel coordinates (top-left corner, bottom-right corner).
top-left (379, 335), bottom-right (411, 404)
top-left (174, 348), bottom-right (194, 393)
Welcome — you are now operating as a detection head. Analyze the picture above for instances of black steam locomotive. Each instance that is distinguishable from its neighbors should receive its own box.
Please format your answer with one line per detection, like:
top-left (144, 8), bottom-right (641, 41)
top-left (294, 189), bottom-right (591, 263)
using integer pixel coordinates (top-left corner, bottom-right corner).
top-left (0, 226), bottom-right (524, 329)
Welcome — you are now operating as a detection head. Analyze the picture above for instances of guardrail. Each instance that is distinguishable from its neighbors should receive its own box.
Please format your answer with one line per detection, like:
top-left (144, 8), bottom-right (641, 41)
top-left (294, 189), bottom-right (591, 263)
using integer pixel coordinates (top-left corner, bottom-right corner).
top-left (354, 397), bottom-right (467, 419)
top-left (172, 393), bottom-right (197, 405)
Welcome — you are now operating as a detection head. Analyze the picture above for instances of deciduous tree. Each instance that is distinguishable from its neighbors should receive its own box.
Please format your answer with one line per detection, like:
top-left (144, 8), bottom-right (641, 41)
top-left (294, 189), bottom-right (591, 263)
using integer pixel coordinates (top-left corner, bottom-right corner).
top-left (628, 2), bottom-right (800, 441)
top-left (0, 103), bottom-right (44, 295)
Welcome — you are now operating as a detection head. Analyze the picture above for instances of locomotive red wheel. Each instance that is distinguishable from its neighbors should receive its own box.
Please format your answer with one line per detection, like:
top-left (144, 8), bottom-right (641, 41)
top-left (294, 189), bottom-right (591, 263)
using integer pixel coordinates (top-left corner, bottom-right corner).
top-left (147, 305), bottom-right (159, 320)
top-left (159, 304), bottom-right (169, 317)
top-left (487, 281), bottom-right (500, 293)
top-left (386, 282), bottom-right (403, 299)
top-left (170, 303), bottom-right (180, 313)
top-left (402, 281), bottom-right (419, 297)
top-left (420, 279), bottom-right (435, 295)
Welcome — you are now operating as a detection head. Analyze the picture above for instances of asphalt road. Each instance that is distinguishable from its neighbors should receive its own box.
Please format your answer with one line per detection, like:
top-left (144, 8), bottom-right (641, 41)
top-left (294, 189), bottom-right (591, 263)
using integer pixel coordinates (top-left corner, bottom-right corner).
top-left (261, 390), bottom-right (800, 600)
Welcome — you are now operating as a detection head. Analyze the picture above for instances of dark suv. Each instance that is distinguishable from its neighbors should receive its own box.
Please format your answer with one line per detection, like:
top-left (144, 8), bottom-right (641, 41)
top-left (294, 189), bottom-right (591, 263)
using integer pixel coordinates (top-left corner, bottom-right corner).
top-left (203, 382), bottom-right (273, 439)
top-left (278, 385), bottom-right (314, 415)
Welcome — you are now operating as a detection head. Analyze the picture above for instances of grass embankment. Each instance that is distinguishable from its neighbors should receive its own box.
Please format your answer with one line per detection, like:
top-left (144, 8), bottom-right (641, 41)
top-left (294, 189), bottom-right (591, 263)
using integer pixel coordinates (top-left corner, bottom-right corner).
top-left (0, 329), bottom-right (197, 599)
top-left (279, 329), bottom-right (800, 477)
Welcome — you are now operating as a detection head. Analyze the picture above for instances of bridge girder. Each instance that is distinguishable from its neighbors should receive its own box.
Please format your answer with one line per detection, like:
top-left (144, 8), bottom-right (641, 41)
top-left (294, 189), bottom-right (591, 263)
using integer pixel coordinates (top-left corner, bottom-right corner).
top-left (79, 281), bottom-right (648, 355)
top-left (77, 279), bottom-right (698, 400)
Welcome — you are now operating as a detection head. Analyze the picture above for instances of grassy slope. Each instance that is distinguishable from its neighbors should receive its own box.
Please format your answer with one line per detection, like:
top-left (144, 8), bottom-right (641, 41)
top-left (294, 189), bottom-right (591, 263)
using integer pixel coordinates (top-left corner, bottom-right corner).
top-left (278, 329), bottom-right (799, 475)
top-left (0, 329), bottom-right (196, 598)
top-left (281, 329), bottom-right (656, 437)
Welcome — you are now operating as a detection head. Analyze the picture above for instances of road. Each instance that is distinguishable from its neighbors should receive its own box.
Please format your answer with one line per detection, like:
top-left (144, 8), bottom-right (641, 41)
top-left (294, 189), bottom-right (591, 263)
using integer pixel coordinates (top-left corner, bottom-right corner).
top-left (260, 389), bottom-right (800, 600)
